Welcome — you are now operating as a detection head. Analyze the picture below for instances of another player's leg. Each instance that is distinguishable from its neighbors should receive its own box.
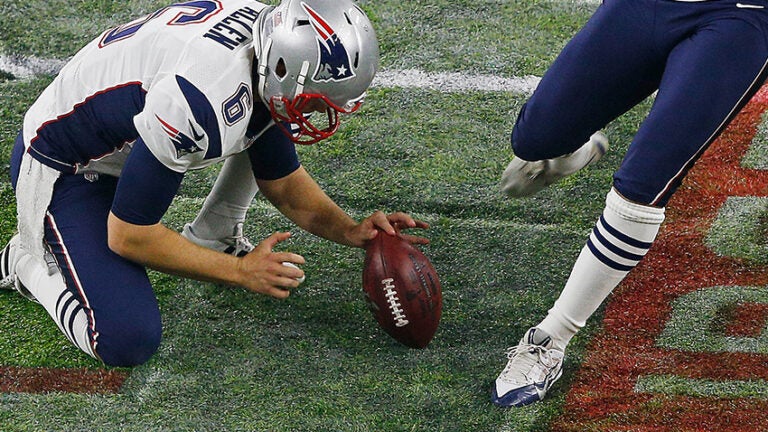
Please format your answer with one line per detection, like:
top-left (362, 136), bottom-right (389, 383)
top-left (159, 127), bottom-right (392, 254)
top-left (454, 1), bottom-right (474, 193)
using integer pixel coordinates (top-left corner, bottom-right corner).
top-left (493, 9), bottom-right (768, 408)
top-left (492, 188), bottom-right (664, 407)
top-left (182, 151), bottom-right (257, 256)
top-left (492, 0), bottom-right (666, 406)
top-left (501, 0), bottom-right (662, 199)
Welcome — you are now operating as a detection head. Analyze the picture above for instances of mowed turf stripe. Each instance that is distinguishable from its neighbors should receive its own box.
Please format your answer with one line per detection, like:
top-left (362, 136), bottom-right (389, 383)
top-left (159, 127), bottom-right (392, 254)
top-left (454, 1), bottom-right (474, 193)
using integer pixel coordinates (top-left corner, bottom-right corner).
top-left (553, 87), bottom-right (768, 431)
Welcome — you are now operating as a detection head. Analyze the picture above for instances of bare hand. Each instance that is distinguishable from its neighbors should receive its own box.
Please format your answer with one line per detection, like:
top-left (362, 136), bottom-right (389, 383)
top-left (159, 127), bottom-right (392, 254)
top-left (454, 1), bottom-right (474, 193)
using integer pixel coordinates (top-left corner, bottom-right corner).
top-left (349, 210), bottom-right (430, 247)
top-left (237, 232), bottom-right (305, 298)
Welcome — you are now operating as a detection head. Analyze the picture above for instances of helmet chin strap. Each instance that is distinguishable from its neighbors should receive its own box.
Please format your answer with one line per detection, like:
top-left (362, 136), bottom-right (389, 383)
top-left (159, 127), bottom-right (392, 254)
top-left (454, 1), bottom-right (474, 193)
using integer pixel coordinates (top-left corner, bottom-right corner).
top-left (256, 37), bottom-right (272, 105)
top-left (295, 60), bottom-right (310, 97)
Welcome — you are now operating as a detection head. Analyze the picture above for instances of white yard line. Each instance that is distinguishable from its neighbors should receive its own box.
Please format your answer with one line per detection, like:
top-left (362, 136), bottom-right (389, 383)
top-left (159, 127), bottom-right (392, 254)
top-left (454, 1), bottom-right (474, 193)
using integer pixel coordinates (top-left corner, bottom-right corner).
top-left (0, 54), bottom-right (540, 94)
top-left (373, 69), bottom-right (540, 94)
top-left (0, 54), bottom-right (68, 79)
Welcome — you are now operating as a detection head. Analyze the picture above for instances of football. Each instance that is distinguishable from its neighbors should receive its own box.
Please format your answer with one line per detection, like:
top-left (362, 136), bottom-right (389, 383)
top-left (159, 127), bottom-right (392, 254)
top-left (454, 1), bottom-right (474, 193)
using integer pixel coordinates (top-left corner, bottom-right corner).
top-left (362, 230), bottom-right (442, 348)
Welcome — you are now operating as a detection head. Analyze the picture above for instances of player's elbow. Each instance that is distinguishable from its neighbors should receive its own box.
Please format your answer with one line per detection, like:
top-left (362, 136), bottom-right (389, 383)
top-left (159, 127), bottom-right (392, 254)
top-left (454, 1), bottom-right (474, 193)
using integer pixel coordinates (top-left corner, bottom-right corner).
top-left (106, 212), bottom-right (145, 258)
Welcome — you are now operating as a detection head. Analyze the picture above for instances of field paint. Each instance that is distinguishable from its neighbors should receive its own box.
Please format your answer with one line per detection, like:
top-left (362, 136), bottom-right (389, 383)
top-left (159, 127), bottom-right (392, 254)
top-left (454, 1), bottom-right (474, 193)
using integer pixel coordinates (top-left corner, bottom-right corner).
top-left (0, 54), bottom-right (540, 94)
top-left (0, 365), bottom-right (128, 394)
top-left (373, 69), bottom-right (540, 94)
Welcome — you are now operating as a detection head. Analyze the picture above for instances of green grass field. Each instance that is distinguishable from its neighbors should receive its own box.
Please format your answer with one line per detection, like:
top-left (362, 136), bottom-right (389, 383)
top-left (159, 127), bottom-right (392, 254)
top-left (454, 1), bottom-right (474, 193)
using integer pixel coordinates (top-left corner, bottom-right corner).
top-left (1, 1), bottom-right (766, 431)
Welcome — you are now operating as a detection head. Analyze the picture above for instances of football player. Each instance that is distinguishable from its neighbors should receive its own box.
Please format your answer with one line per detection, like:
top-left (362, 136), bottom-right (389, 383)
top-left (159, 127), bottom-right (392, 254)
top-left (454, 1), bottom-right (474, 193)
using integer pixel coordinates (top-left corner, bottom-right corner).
top-left (492, 0), bottom-right (768, 407)
top-left (0, 0), bottom-right (428, 367)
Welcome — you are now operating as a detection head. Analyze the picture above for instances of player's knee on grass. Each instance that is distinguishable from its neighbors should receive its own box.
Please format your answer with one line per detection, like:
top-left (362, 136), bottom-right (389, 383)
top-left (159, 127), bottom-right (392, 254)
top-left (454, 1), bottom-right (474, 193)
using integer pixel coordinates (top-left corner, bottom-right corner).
top-left (96, 314), bottom-right (162, 367)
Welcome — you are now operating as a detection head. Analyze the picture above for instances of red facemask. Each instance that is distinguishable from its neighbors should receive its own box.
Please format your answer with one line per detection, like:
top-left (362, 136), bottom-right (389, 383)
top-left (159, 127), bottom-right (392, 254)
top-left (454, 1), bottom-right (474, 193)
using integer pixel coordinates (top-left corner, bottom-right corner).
top-left (268, 93), bottom-right (362, 145)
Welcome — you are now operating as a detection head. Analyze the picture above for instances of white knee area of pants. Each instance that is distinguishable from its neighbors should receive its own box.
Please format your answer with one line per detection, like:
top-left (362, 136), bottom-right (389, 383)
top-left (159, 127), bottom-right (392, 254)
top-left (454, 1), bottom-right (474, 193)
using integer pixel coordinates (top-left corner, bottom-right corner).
top-left (536, 188), bottom-right (665, 351)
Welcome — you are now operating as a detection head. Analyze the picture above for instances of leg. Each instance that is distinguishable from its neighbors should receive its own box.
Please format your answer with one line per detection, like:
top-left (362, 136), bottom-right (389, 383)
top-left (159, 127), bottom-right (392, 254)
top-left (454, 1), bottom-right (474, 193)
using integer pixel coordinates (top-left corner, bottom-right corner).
top-left (501, 0), bottom-right (664, 197)
top-left (535, 188), bottom-right (664, 350)
top-left (492, 188), bottom-right (664, 407)
top-left (536, 4), bottom-right (768, 348)
top-left (512, 0), bottom-right (663, 160)
top-left (182, 151), bottom-right (256, 256)
top-left (14, 174), bottom-right (161, 367)
top-left (615, 11), bottom-right (768, 206)
top-left (493, 9), bottom-right (768, 407)
top-left (500, 131), bottom-right (608, 197)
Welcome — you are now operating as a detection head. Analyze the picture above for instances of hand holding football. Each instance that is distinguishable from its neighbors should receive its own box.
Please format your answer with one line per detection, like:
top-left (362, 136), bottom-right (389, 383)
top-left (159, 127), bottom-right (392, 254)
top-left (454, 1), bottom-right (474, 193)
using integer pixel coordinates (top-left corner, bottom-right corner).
top-left (362, 230), bottom-right (442, 348)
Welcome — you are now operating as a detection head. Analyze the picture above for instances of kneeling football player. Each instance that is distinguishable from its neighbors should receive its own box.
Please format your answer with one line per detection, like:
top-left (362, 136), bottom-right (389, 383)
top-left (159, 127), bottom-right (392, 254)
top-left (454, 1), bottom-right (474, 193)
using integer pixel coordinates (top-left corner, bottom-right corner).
top-left (0, 0), bottom-right (428, 367)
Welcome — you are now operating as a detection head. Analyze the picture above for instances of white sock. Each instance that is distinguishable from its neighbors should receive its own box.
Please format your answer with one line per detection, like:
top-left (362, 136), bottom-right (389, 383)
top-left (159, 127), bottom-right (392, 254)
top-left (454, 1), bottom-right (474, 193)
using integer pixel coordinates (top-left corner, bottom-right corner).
top-left (188, 151), bottom-right (258, 240)
top-left (15, 252), bottom-right (98, 360)
top-left (536, 188), bottom-right (665, 351)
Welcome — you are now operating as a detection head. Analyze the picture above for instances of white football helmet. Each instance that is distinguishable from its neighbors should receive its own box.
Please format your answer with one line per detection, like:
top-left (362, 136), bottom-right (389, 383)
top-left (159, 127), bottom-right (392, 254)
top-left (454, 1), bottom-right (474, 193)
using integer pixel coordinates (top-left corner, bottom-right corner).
top-left (256, 0), bottom-right (380, 144)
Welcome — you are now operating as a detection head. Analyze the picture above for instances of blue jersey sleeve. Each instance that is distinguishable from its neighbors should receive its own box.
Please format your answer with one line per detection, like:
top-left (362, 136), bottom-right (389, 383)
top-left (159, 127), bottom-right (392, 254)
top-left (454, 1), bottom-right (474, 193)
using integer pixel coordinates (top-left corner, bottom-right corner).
top-left (111, 138), bottom-right (184, 225)
top-left (247, 125), bottom-right (301, 180)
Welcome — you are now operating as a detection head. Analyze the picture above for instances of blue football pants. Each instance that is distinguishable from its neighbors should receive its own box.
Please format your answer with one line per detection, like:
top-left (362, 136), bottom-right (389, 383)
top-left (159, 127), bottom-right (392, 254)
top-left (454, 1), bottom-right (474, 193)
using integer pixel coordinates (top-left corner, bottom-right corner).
top-left (11, 136), bottom-right (161, 367)
top-left (511, 0), bottom-right (768, 206)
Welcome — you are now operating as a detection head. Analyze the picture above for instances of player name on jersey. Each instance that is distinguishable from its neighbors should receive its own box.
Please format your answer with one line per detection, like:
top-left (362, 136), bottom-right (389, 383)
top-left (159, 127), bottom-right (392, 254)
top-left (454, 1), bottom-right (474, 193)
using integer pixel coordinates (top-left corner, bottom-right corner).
top-left (203, 5), bottom-right (261, 50)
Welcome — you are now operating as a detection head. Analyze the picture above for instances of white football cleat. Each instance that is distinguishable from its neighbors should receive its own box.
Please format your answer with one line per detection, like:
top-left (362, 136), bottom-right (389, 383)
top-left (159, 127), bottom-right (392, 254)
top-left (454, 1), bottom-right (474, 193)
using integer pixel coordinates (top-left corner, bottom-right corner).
top-left (501, 131), bottom-right (609, 198)
top-left (491, 328), bottom-right (564, 407)
top-left (0, 234), bottom-right (20, 291)
top-left (182, 222), bottom-right (254, 257)
top-left (0, 234), bottom-right (37, 302)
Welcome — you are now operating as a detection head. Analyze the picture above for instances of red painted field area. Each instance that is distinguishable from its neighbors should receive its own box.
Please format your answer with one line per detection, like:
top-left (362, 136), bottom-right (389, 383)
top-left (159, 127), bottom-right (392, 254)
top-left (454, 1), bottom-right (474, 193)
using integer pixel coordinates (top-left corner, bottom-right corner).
top-left (555, 88), bottom-right (768, 431)
top-left (0, 366), bottom-right (128, 394)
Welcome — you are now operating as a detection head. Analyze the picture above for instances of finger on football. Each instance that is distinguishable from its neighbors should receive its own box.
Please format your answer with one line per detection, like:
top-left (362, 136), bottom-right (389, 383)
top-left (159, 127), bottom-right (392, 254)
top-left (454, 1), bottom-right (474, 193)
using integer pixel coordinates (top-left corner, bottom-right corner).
top-left (398, 233), bottom-right (430, 245)
top-left (386, 211), bottom-right (415, 225)
top-left (388, 213), bottom-right (430, 231)
top-left (412, 220), bottom-right (430, 230)
top-left (393, 219), bottom-right (430, 231)
top-left (370, 211), bottom-right (398, 235)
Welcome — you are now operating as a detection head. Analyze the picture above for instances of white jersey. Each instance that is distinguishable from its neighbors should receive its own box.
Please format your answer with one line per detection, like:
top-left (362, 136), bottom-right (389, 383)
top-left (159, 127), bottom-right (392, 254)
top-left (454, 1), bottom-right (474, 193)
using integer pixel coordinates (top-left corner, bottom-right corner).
top-left (23, 0), bottom-right (273, 177)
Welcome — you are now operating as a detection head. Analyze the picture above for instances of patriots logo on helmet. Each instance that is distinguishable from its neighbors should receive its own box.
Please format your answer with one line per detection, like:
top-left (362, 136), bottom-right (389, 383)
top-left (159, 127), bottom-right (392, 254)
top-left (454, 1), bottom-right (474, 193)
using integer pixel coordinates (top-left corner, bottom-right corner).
top-left (302, 2), bottom-right (356, 83)
top-left (155, 115), bottom-right (203, 158)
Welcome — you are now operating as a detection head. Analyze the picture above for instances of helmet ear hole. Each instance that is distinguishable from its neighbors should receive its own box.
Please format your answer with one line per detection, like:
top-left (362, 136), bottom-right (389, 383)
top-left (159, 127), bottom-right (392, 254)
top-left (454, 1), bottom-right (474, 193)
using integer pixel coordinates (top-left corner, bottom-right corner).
top-left (276, 58), bottom-right (287, 79)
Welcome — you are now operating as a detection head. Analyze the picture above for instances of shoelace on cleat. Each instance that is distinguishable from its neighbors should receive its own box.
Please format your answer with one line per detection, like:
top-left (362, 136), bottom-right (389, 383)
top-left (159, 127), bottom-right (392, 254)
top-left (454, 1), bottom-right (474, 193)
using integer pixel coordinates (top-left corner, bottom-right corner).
top-left (499, 343), bottom-right (558, 384)
top-left (225, 223), bottom-right (254, 256)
